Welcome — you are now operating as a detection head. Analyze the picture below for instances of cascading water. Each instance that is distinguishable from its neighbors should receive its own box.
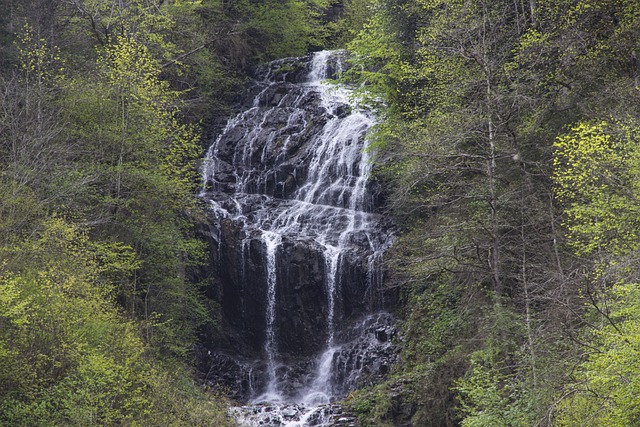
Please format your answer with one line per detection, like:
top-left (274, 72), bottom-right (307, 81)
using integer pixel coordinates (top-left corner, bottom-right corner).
top-left (199, 51), bottom-right (395, 425)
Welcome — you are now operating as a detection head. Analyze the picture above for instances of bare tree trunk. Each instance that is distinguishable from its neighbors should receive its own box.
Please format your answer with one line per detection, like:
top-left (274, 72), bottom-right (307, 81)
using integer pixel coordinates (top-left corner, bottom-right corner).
top-left (482, 0), bottom-right (502, 296)
top-left (488, 111), bottom-right (502, 295)
top-left (529, 0), bottom-right (537, 26)
top-left (521, 167), bottom-right (537, 386)
top-left (549, 194), bottom-right (564, 277)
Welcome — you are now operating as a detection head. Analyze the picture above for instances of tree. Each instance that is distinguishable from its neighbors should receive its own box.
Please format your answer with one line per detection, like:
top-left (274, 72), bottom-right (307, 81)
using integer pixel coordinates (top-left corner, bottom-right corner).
top-left (0, 218), bottom-right (233, 426)
top-left (345, 1), bottom-right (586, 425)
top-left (555, 283), bottom-right (640, 427)
top-left (0, 23), bottom-right (70, 242)
top-left (60, 34), bottom-right (207, 357)
top-left (553, 120), bottom-right (640, 257)
top-left (552, 118), bottom-right (640, 427)
top-left (0, 218), bottom-right (145, 424)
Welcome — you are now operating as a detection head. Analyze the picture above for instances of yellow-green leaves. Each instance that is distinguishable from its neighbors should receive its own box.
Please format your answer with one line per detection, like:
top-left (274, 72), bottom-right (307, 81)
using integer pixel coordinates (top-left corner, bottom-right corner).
top-left (0, 219), bottom-right (144, 423)
top-left (553, 121), bottom-right (640, 425)
top-left (553, 120), bottom-right (640, 256)
top-left (102, 35), bottom-right (162, 103)
top-left (104, 35), bottom-right (199, 184)
top-left (555, 283), bottom-right (640, 427)
top-left (59, 33), bottom-right (207, 359)
top-left (68, 0), bottom-right (179, 58)
top-left (0, 275), bottom-right (31, 328)
top-left (66, 34), bottom-right (201, 203)
top-left (16, 22), bottom-right (64, 88)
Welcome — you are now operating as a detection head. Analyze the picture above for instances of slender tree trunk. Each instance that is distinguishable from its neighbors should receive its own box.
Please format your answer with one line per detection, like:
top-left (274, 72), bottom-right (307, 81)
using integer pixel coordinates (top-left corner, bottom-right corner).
top-left (488, 111), bottom-right (501, 296)
top-left (521, 166), bottom-right (537, 386)
top-left (529, 0), bottom-right (537, 26)
top-left (549, 194), bottom-right (564, 277)
top-left (482, 1), bottom-right (502, 296)
top-left (132, 269), bottom-right (137, 317)
top-left (116, 93), bottom-right (126, 206)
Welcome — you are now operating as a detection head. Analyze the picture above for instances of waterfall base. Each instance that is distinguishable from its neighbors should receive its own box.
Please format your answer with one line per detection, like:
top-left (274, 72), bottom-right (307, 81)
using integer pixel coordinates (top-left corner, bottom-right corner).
top-left (201, 313), bottom-right (396, 408)
top-left (233, 402), bottom-right (357, 427)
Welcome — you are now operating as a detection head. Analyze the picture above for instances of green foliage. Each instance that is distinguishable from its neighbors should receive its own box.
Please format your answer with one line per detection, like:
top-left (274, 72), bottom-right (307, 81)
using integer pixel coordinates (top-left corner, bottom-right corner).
top-left (0, 219), bottom-right (230, 426)
top-left (456, 359), bottom-right (536, 427)
top-left (400, 273), bottom-right (466, 365)
top-left (405, 277), bottom-right (467, 420)
top-left (345, 2), bottom-right (596, 426)
top-left (545, 6), bottom-right (640, 423)
top-left (0, 3), bottom-right (232, 424)
top-left (555, 283), bottom-right (640, 427)
top-left (99, 34), bottom-right (201, 192)
top-left (0, 24), bottom-right (70, 232)
top-left (58, 33), bottom-right (209, 357)
top-left (330, 0), bottom-right (378, 45)
top-left (63, 0), bottom-right (178, 57)
top-left (0, 219), bottom-right (143, 424)
top-left (193, 0), bottom-right (333, 64)
top-left (346, 1), bottom-right (417, 111)
top-left (346, 383), bottom-right (395, 427)
top-left (348, 1), bottom-right (640, 426)
top-left (0, 178), bottom-right (42, 244)
top-left (553, 120), bottom-right (640, 256)
top-left (455, 304), bottom-right (538, 427)
top-left (7, 0), bottom-right (640, 425)
top-left (16, 23), bottom-right (64, 90)
top-left (246, 0), bottom-right (330, 59)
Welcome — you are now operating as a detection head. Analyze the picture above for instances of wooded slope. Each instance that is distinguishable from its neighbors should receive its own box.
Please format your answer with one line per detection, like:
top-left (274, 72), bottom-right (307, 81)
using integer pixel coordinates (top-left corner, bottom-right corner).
top-left (0, 0), bottom-right (333, 424)
top-left (341, 1), bottom-right (640, 426)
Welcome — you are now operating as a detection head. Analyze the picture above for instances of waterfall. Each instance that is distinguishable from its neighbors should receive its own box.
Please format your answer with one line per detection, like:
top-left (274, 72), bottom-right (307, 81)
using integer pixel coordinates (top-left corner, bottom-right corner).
top-left (200, 51), bottom-right (395, 425)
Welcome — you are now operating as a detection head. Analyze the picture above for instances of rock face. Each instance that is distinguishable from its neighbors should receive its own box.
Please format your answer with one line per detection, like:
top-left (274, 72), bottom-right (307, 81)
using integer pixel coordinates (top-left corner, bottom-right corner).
top-left (198, 51), bottom-right (395, 410)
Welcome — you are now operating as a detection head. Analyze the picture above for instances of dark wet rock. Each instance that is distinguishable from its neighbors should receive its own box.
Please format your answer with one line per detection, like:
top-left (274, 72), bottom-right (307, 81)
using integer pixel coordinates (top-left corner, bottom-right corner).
top-left (196, 51), bottom-right (397, 410)
top-left (331, 313), bottom-right (397, 396)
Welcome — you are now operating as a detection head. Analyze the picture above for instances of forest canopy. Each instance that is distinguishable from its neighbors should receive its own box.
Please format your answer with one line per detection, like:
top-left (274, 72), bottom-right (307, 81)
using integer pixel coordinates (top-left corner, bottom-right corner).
top-left (341, 0), bottom-right (640, 426)
top-left (0, 0), bottom-right (333, 424)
